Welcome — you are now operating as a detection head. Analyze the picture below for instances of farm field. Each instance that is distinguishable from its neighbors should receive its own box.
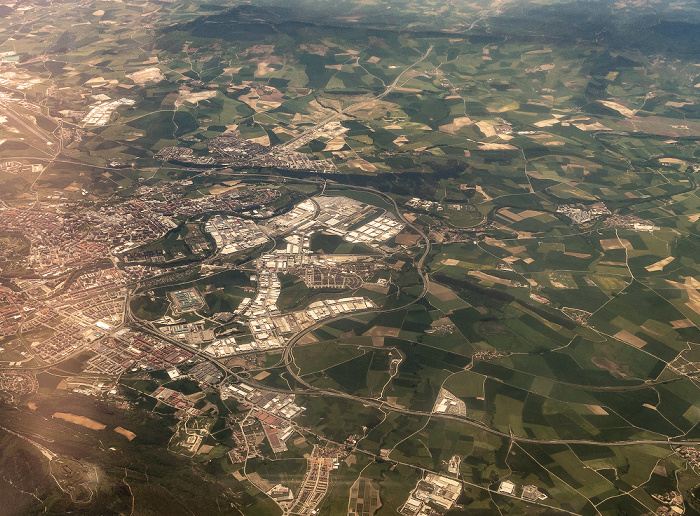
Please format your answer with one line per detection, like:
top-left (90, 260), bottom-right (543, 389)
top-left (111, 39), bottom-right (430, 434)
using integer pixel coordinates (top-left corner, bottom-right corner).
top-left (3, 0), bottom-right (700, 515)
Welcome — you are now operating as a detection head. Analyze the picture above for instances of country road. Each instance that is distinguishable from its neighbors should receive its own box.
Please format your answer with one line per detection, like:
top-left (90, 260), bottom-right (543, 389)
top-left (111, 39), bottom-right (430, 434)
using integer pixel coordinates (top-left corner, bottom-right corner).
top-left (121, 180), bottom-right (700, 450)
top-left (277, 44), bottom-right (434, 152)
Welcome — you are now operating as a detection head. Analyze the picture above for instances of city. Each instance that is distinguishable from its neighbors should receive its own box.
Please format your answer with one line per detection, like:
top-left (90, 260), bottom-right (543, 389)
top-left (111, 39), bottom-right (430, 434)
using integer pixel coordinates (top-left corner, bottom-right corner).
top-left (1, 0), bottom-right (700, 514)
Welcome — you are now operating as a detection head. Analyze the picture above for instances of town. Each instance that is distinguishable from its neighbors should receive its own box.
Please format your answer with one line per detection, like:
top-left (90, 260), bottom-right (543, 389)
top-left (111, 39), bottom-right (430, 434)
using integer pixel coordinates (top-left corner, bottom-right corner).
top-left (159, 134), bottom-right (337, 174)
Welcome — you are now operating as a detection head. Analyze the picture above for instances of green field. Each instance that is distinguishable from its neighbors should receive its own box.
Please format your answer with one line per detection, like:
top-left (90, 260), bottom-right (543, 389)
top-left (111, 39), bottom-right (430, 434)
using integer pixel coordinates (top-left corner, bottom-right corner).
top-left (3, 0), bottom-right (700, 515)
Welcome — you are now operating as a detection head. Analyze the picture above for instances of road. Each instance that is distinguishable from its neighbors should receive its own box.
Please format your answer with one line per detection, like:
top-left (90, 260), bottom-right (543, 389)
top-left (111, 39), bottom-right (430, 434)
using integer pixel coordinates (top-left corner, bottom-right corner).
top-left (118, 180), bottom-right (700, 450)
top-left (130, 314), bottom-right (700, 449)
top-left (6, 168), bottom-right (691, 450)
top-left (279, 182), bottom-right (431, 381)
top-left (277, 44), bottom-right (434, 152)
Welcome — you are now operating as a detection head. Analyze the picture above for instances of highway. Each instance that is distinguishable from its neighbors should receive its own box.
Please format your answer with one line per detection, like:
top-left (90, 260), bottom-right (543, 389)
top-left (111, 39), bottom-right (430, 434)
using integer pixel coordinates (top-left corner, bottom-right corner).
top-left (119, 181), bottom-right (700, 450)
top-left (129, 312), bottom-right (700, 449)
top-left (6, 167), bottom-right (691, 450)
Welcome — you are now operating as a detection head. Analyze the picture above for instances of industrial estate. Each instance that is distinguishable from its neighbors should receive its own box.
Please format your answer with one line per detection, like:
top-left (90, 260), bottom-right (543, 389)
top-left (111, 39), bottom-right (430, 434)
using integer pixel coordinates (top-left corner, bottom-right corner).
top-left (2, 0), bottom-right (700, 515)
